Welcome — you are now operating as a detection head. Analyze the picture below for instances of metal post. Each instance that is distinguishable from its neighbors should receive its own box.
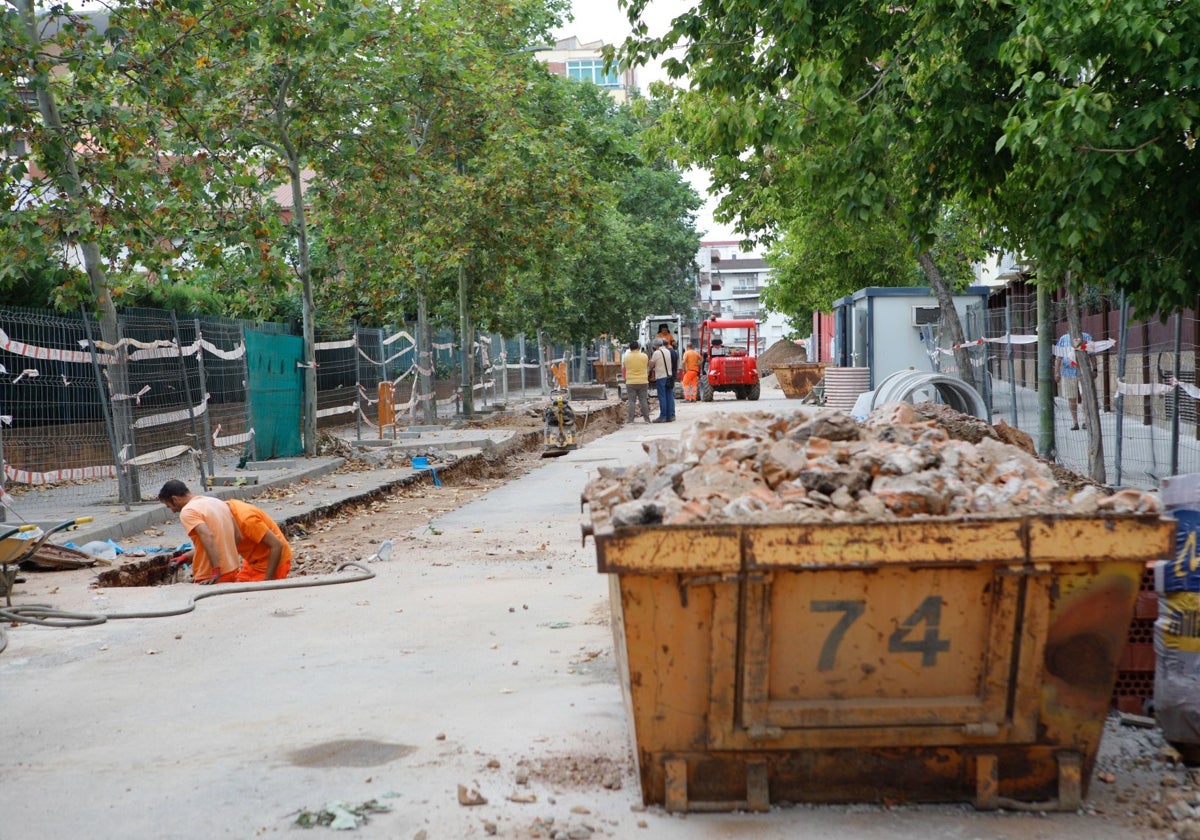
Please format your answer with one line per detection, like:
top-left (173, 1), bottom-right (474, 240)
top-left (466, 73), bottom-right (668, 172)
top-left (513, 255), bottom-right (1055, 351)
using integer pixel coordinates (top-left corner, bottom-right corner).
top-left (188, 318), bottom-right (215, 479)
top-left (81, 307), bottom-right (132, 508)
top-left (500, 334), bottom-right (509, 406)
top-left (480, 335), bottom-right (489, 410)
top-left (519, 333), bottom-right (527, 398)
top-left (537, 330), bottom-right (548, 395)
top-left (353, 321), bottom-right (362, 443)
top-left (1036, 284), bottom-right (1054, 459)
top-left (1115, 293), bottom-right (1129, 486)
top-left (172, 316), bottom-right (205, 486)
top-left (1172, 312), bottom-right (1182, 477)
top-left (418, 290), bottom-right (436, 425)
top-left (239, 325), bottom-right (256, 465)
top-left (459, 263), bottom-right (473, 416)
top-left (1142, 320), bottom-right (1152, 426)
top-left (1006, 295), bottom-right (1018, 429)
top-left (0, 389), bottom-right (6, 521)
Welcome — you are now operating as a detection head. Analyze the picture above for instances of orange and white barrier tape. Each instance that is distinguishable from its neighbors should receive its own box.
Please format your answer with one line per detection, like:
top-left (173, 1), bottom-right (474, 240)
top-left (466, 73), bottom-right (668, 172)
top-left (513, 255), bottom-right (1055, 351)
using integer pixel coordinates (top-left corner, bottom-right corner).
top-left (132, 393), bottom-right (210, 429)
top-left (1, 327), bottom-right (115, 364)
top-left (121, 444), bottom-right (194, 467)
top-left (212, 426), bottom-right (254, 447)
top-left (314, 338), bottom-right (356, 351)
top-left (4, 463), bottom-right (117, 485)
top-left (316, 403), bottom-right (356, 419)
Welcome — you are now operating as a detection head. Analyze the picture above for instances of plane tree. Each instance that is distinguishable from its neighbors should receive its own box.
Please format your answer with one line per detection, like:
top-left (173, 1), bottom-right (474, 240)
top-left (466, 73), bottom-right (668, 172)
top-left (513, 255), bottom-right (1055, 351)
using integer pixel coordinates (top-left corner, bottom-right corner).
top-left (618, 0), bottom-right (990, 387)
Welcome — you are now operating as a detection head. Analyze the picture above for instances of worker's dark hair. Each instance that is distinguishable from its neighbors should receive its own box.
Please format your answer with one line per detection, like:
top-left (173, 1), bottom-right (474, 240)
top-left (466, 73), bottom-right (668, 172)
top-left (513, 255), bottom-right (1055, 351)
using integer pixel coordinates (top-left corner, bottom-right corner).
top-left (157, 479), bottom-right (189, 501)
top-left (628, 340), bottom-right (639, 350)
top-left (658, 323), bottom-right (669, 330)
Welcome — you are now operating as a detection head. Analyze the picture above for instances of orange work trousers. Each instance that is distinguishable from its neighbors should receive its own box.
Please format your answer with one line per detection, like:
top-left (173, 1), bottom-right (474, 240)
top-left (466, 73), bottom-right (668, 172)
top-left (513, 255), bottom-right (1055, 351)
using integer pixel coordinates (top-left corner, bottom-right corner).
top-left (682, 369), bottom-right (700, 401)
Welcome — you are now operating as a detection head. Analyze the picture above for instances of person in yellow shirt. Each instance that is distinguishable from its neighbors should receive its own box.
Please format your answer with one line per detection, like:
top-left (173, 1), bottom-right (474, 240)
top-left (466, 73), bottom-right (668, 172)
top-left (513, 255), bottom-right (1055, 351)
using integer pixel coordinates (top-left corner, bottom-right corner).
top-left (621, 340), bottom-right (651, 423)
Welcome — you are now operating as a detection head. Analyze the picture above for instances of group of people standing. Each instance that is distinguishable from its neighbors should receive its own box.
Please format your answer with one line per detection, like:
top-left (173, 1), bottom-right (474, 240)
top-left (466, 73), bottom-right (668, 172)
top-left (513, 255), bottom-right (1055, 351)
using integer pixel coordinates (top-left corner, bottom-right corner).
top-left (621, 323), bottom-right (704, 425)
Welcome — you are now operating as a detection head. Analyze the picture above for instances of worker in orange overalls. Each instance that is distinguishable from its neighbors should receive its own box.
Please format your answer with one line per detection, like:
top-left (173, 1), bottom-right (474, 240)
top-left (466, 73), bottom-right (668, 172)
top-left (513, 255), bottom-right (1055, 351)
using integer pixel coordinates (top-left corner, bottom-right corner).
top-left (550, 359), bottom-right (568, 390)
top-left (228, 498), bottom-right (293, 581)
top-left (681, 343), bottom-right (703, 401)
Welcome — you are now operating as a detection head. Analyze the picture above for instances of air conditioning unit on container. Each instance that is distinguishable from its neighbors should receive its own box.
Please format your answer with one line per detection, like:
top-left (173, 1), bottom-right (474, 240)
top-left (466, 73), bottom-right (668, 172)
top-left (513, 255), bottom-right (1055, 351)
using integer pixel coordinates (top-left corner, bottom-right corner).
top-left (911, 305), bottom-right (940, 327)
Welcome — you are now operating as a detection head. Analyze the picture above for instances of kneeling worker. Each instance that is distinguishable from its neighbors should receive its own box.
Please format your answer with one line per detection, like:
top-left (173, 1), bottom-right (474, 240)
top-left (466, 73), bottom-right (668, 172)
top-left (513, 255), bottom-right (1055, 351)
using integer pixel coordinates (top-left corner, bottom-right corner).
top-left (228, 498), bottom-right (293, 581)
top-left (158, 480), bottom-right (240, 584)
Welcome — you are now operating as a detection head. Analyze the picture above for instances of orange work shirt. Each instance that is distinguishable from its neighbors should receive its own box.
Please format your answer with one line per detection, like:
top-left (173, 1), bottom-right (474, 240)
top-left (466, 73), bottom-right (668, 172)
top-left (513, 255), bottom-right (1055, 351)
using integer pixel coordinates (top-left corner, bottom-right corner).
top-left (228, 499), bottom-right (293, 581)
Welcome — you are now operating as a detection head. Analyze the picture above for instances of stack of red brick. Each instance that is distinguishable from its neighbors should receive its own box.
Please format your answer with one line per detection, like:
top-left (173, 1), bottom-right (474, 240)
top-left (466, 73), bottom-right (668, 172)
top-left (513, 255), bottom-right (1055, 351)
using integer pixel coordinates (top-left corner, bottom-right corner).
top-left (1112, 565), bottom-right (1159, 715)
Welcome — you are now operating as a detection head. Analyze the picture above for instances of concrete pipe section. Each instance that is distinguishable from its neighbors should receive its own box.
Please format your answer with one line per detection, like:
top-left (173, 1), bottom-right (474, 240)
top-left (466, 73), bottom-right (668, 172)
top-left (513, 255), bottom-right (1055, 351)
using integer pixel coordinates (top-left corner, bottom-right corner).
top-left (869, 369), bottom-right (988, 419)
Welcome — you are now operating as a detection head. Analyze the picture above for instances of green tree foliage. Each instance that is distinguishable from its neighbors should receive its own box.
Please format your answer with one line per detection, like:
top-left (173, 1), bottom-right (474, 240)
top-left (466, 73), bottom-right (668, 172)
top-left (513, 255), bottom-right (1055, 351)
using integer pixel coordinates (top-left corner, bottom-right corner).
top-left (761, 208), bottom-right (921, 321)
top-left (620, 0), bottom-right (1200, 318)
top-left (520, 88), bottom-right (700, 343)
top-left (2, 0), bottom-right (699, 359)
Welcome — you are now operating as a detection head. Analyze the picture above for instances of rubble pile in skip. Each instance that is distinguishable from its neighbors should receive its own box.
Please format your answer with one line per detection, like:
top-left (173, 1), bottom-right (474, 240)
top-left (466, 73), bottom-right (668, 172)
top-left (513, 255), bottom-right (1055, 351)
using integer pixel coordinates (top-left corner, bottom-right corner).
top-left (583, 403), bottom-right (1161, 528)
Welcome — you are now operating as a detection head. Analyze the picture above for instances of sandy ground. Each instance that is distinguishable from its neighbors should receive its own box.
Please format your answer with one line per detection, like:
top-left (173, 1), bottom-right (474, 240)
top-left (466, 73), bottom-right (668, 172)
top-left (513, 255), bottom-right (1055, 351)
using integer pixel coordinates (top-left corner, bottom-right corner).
top-left (0, 383), bottom-right (1190, 839)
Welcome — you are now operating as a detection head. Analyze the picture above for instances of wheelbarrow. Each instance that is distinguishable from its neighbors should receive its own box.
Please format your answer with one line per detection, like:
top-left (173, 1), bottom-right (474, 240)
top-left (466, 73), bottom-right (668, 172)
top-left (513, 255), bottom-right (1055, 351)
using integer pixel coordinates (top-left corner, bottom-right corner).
top-left (1, 517), bottom-right (94, 604)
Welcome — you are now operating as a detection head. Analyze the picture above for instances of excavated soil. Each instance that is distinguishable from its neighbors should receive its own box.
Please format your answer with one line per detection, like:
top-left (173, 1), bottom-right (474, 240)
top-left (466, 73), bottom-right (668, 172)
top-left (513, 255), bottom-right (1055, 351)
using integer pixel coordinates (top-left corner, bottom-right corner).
top-left (758, 337), bottom-right (809, 376)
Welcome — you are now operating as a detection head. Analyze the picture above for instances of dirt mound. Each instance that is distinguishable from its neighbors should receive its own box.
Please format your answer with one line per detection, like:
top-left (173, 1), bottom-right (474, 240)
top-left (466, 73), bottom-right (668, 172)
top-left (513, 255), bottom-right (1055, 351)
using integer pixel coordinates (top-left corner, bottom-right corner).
top-left (758, 338), bottom-right (807, 376)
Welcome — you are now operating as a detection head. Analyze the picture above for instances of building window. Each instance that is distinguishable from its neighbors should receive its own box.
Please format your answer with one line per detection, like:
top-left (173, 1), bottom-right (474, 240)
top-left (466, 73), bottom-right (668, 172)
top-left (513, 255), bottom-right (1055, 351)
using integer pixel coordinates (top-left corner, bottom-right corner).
top-left (566, 59), bottom-right (621, 89)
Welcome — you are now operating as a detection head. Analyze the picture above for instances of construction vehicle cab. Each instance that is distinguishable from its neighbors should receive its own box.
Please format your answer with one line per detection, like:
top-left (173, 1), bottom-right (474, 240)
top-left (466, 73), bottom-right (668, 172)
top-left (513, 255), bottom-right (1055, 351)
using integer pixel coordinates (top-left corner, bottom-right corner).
top-left (699, 318), bottom-right (760, 401)
top-left (638, 314), bottom-right (684, 398)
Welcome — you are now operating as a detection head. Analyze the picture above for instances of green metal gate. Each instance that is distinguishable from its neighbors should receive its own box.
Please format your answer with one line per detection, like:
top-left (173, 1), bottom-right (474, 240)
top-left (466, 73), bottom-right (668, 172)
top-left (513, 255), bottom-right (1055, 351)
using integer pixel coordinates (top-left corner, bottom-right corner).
top-left (245, 330), bottom-right (303, 459)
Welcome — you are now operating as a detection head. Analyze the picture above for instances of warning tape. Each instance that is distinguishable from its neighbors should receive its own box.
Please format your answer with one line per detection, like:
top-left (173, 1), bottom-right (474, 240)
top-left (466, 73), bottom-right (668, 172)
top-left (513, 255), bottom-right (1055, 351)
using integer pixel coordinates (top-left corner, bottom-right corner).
top-left (133, 394), bottom-right (210, 429)
top-left (316, 403), bottom-right (356, 419)
top-left (4, 463), bottom-right (117, 485)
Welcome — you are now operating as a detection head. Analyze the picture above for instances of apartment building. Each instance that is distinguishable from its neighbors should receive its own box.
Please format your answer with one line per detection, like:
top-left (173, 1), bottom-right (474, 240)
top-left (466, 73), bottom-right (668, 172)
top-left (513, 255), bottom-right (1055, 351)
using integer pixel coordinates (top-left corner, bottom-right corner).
top-left (538, 37), bottom-right (637, 103)
top-left (695, 241), bottom-right (792, 351)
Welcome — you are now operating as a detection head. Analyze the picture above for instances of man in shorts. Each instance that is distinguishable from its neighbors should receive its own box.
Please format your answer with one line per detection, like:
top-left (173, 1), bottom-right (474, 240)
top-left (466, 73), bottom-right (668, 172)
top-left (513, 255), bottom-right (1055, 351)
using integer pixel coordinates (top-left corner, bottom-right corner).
top-left (1054, 331), bottom-right (1095, 430)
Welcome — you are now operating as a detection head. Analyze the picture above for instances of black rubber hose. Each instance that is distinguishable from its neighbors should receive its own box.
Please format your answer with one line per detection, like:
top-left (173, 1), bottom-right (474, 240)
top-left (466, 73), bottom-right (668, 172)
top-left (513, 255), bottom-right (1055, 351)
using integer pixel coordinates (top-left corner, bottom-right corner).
top-left (0, 561), bottom-right (375, 650)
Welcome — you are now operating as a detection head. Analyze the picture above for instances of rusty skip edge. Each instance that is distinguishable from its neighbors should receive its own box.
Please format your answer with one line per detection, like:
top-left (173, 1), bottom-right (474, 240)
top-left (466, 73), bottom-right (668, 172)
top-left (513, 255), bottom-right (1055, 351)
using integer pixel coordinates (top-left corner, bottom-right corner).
top-left (592, 514), bottom-right (1178, 575)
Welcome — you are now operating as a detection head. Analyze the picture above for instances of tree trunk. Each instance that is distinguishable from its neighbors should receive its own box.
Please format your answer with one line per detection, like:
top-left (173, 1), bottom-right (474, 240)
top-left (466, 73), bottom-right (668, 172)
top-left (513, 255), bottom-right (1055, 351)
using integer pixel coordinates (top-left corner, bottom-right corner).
top-left (1037, 283), bottom-right (1055, 458)
top-left (917, 251), bottom-right (977, 391)
top-left (284, 145), bottom-right (318, 456)
top-left (459, 263), bottom-right (473, 416)
top-left (1065, 286), bottom-right (1106, 483)
top-left (418, 288), bottom-right (437, 425)
top-left (19, 0), bottom-right (140, 501)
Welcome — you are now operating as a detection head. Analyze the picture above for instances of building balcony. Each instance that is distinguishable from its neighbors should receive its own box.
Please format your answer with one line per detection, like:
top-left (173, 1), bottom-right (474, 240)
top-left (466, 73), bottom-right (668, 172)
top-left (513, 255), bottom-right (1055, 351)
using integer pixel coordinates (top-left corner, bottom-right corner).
top-left (729, 285), bottom-right (762, 298)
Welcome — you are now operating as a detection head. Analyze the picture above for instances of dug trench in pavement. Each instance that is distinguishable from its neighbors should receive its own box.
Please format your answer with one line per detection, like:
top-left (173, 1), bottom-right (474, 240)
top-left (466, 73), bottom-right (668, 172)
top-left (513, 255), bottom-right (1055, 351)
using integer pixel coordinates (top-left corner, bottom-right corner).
top-left (7, 419), bottom-right (548, 548)
top-left (0, 387), bottom-right (1164, 839)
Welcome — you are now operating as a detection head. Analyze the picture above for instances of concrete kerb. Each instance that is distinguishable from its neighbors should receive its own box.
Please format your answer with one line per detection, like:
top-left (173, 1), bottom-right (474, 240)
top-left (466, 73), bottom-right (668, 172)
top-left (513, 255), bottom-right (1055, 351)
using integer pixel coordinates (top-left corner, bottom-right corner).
top-left (40, 456), bottom-right (348, 546)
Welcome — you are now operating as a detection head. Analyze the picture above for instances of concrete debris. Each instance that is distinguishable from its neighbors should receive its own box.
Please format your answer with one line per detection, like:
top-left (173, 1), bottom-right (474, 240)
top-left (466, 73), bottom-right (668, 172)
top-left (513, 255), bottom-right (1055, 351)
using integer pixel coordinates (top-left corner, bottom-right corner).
top-left (583, 405), bottom-right (1162, 526)
top-left (457, 784), bottom-right (488, 806)
top-left (1120, 712), bottom-right (1158, 729)
top-left (293, 799), bottom-right (390, 830)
